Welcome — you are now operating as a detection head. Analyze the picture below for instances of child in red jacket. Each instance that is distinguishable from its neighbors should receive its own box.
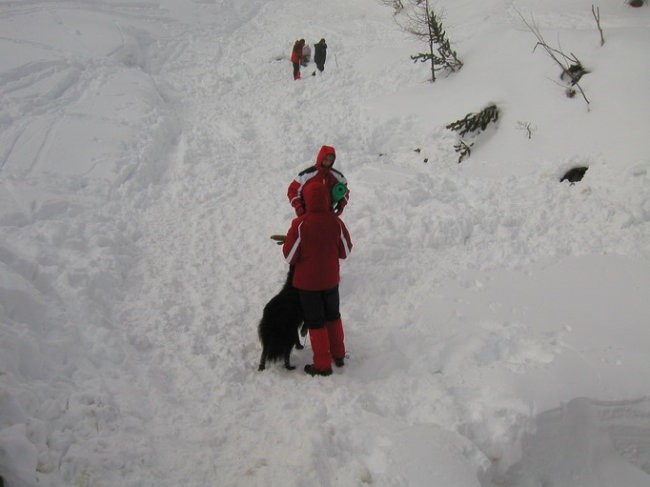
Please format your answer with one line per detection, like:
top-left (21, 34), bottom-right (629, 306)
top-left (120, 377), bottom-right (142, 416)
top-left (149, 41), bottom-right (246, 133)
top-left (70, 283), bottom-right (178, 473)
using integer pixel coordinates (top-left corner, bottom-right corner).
top-left (287, 145), bottom-right (349, 216)
top-left (290, 39), bottom-right (305, 80)
top-left (282, 182), bottom-right (353, 376)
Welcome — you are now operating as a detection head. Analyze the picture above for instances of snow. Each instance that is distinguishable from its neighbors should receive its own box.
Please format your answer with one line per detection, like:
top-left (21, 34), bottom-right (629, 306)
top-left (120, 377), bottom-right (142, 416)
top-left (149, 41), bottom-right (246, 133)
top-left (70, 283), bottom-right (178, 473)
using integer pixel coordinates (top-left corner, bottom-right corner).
top-left (1, 0), bottom-right (649, 485)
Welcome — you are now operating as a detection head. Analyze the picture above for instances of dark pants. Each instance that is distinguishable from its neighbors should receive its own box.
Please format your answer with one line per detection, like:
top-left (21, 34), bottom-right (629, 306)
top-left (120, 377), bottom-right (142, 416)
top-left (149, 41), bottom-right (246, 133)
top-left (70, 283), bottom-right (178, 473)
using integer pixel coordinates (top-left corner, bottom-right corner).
top-left (292, 62), bottom-right (300, 79)
top-left (298, 287), bottom-right (340, 329)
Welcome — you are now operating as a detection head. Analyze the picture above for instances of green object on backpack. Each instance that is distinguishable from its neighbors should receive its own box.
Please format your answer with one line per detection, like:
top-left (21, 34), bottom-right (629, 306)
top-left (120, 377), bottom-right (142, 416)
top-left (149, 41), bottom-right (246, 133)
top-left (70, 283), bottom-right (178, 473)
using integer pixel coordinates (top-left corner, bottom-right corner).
top-left (331, 182), bottom-right (347, 203)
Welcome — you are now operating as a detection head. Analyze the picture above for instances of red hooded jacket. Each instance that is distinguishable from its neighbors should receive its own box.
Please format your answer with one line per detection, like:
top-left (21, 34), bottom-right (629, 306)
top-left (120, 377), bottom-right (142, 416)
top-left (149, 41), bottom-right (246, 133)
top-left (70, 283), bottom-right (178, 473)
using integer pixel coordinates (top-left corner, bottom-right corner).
top-left (282, 182), bottom-right (353, 291)
top-left (287, 145), bottom-right (349, 215)
top-left (290, 40), bottom-right (304, 64)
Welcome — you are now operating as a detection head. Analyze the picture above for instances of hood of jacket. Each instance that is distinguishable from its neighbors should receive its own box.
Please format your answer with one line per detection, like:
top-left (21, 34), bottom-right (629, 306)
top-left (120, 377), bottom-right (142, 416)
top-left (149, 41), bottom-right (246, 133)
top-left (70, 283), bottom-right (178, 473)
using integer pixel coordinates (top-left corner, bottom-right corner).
top-left (315, 145), bottom-right (336, 169)
top-left (303, 182), bottom-right (330, 213)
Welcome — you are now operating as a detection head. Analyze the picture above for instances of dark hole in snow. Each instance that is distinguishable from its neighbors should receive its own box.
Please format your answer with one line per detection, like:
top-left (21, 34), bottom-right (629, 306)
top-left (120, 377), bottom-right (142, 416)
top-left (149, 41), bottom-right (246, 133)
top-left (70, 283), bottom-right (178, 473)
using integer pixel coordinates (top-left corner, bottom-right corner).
top-left (560, 166), bottom-right (588, 183)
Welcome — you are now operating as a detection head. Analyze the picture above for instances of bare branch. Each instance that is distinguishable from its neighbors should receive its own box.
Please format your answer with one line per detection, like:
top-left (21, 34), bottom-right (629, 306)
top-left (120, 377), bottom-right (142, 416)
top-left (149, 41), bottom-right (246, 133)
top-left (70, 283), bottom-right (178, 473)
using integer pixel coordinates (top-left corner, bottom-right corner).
top-left (380, 0), bottom-right (404, 13)
top-left (518, 10), bottom-right (590, 105)
top-left (517, 121), bottom-right (537, 139)
top-left (592, 5), bottom-right (605, 46)
top-left (571, 78), bottom-right (591, 106)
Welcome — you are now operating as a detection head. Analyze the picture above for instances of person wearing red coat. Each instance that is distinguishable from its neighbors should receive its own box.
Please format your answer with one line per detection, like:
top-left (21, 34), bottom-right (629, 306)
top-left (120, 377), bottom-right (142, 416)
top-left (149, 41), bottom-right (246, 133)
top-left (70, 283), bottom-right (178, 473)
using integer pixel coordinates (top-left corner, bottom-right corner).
top-left (282, 182), bottom-right (353, 376)
top-left (287, 145), bottom-right (349, 217)
top-left (290, 39), bottom-right (304, 80)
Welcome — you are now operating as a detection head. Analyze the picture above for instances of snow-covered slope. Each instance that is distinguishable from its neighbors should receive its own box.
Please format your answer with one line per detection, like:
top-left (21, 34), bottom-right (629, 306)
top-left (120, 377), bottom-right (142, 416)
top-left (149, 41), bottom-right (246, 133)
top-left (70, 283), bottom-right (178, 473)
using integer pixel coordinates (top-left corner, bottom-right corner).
top-left (1, 0), bottom-right (649, 485)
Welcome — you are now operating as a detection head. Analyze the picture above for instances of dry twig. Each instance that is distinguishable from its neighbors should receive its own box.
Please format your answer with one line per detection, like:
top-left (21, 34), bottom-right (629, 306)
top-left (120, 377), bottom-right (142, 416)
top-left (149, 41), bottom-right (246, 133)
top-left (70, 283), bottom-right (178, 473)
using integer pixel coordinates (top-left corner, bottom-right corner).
top-left (517, 11), bottom-right (590, 105)
top-left (592, 5), bottom-right (605, 46)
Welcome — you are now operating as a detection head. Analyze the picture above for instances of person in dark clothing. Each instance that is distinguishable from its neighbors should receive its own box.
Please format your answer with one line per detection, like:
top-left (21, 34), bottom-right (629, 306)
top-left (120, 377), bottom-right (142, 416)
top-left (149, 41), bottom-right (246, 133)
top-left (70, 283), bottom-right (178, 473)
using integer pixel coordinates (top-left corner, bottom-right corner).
top-left (282, 182), bottom-right (353, 376)
top-left (314, 38), bottom-right (327, 73)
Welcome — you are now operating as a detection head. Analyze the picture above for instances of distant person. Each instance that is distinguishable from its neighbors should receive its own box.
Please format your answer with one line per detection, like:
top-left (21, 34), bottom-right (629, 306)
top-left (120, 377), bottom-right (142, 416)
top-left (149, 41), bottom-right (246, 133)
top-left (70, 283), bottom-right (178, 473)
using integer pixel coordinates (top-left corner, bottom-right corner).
top-left (314, 38), bottom-right (327, 74)
top-left (287, 145), bottom-right (349, 217)
top-left (290, 39), bottom-right (305, 80)
top-left (301, 43), bottom-right (311, 67)
top-left (282, 182), bottom-right (353, 376)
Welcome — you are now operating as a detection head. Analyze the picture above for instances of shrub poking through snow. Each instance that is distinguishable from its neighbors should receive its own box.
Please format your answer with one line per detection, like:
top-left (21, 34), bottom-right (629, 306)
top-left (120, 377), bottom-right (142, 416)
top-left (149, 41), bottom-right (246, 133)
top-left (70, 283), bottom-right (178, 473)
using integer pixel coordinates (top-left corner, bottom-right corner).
top-left (447, 104), bottom-right (499, 137)
top-left (402, 0), bottom-right (463, 82)
top-left (560, 166), bottom-right (589, 183)
top-left (561, 62), bottom-right (589, 85)
top-left (446, 104), bottom-right (499, 163)
top-left (517, 10), bottom-right (591, 105)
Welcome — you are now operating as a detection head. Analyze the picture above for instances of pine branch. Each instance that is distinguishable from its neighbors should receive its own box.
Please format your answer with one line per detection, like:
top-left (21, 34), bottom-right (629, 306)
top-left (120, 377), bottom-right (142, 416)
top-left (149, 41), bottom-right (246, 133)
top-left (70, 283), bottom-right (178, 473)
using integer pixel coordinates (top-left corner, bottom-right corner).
top-left (454, 140), bottom-right (472, 163)
top-left (446, 104), bottom-right (499, 137)
top-left (446, 104), bottom-right (499, 163)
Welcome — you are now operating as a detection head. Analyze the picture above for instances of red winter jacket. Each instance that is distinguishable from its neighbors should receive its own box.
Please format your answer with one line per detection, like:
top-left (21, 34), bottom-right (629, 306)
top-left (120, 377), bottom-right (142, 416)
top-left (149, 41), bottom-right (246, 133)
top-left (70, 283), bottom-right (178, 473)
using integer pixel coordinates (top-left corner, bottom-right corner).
top-left (283, 182), bottom-right (353, 291)
top-left (287, 145), bottom-right (349, 215)
top-left (290, 40), bottom-right (304, 64)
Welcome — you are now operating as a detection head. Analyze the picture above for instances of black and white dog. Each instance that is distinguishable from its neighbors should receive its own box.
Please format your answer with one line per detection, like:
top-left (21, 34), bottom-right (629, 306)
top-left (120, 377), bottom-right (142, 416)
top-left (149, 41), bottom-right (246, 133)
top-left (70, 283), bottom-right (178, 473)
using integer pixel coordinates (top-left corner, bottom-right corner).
top-left (257, 266), bottom-right (305, 371)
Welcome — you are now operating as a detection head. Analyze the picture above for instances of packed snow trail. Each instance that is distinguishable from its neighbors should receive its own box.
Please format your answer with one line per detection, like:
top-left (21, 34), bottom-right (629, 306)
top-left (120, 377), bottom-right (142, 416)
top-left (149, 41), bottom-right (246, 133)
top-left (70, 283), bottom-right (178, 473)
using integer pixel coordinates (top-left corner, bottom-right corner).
top-left (109, 1), bottom-right (432, 483)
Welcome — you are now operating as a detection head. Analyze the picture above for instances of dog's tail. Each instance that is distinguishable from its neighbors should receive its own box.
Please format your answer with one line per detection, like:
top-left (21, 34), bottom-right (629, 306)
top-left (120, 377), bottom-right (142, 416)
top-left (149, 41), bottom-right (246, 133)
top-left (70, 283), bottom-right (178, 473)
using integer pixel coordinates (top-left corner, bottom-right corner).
top-left (283, 265), bottom-right (295, 290)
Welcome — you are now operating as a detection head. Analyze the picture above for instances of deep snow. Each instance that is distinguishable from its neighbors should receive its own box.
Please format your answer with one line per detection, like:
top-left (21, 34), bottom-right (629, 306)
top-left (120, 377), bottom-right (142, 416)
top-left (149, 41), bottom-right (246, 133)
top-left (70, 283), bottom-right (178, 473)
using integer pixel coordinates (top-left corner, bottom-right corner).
top-left (1, 0), bottom-right (649, 486)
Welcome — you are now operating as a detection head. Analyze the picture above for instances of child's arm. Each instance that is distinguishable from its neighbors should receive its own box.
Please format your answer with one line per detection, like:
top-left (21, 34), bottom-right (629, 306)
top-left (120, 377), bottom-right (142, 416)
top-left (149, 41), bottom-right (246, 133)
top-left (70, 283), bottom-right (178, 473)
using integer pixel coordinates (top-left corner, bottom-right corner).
top-left (282, 220), bottom-right (303, 264)
top-left (338, 221), bottom-right (353, 259)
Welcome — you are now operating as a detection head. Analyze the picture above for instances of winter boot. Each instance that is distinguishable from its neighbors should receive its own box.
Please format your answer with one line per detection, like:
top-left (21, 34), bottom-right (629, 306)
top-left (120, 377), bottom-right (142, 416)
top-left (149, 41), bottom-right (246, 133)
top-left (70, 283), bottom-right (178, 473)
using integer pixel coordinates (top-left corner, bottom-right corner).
top-left (305, 327), bottom-right (332, 376)
top-left (326, 318), bottom-right (345, 367)
top-left (304, 364), bottom-right (332, 376)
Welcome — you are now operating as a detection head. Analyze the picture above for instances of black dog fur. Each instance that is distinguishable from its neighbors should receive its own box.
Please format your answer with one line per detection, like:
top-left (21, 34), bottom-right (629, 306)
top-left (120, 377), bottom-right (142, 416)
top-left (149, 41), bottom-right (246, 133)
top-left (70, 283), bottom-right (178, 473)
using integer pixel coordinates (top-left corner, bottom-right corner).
top-left (258, 266), bottom-right (305, 371)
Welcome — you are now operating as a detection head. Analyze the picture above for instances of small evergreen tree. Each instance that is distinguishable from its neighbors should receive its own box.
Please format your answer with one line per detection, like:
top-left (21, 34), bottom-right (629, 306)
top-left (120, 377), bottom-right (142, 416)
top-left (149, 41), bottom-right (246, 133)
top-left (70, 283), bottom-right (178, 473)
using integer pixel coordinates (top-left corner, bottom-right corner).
top-left (446, 104), bottom-right (499, 163)
top-left (446, 104), bottom-right (499, 137)
top-left (405, 0), bottom-right (463, 82)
